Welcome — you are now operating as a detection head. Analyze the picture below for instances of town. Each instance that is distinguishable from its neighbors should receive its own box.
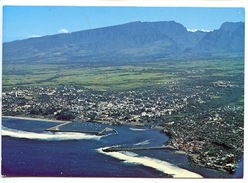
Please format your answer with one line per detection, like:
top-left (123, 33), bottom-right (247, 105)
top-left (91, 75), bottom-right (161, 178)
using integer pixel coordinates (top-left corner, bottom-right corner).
top-left (2, 73), bottom-right (244, 174)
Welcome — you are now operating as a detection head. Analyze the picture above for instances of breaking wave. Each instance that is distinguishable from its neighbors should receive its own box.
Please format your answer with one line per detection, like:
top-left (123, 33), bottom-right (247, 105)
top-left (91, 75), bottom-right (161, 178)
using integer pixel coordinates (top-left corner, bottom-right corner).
top-left (1, 126), bottom-right (102, 141)
top-left (129, 127), bottom-right (149, 131)
top-left (97, 147), bottom-right (203, 178)
top-left (121, 151), bottom-right (139, 157)
top-left (134, 139), bottom-right (150, 146)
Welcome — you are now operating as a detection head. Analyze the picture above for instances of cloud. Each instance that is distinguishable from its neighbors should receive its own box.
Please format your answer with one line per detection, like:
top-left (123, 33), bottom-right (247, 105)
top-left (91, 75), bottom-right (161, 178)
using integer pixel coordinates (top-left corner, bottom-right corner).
top-left (28, 35), bottom-right (41, 38)
top-left (58, 28), bottom-right (69, 33)
top-left (187, 29), bottom-right (211, 32)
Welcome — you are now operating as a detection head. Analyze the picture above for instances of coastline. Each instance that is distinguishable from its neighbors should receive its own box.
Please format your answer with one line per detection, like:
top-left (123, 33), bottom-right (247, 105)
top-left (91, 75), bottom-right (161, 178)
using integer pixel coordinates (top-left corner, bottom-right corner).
top-left (2, 115), bottom-right (174, 151)
top-left (1, 115), bottom-right (183, 154)
top-left (2, 115), bottom-right (233, 178)
top-left (2, 115), bottom-right (69, 123)
top-left (2, 115), bottom-right (205, 178)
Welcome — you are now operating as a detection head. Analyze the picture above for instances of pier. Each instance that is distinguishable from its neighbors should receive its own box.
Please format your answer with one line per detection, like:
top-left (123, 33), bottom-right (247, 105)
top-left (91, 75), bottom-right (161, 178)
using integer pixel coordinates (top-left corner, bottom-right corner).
top-left (102, 145), bottom-right (177, 152)
top-left (45, 122), bottom-right (118, 136)
top-left (45, 128), bottom-right (102, 135)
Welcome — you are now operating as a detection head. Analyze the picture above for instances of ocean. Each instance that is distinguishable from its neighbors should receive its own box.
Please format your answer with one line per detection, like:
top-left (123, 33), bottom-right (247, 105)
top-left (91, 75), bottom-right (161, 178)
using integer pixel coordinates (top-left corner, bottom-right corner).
top-left (1, 117), bottom-right (230, 178)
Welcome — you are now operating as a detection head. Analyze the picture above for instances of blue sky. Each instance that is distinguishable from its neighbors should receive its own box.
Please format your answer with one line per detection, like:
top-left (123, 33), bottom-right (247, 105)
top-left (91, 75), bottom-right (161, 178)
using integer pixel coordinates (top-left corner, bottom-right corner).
top-left (3, 6), bottom-right (245, 42)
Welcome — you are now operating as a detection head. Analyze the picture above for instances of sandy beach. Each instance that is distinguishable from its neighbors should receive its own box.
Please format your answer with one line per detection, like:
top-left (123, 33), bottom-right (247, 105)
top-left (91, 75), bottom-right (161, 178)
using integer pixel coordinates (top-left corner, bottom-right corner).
top-left (2, 115), bottom-right (232, 177)
top-left (2, 116), bottom-right (69, 123)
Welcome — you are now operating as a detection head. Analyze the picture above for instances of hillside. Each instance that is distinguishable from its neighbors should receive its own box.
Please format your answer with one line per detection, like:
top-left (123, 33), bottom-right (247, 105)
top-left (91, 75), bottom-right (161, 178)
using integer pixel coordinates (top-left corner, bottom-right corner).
top-left (194, 22), bottom-right (245, 53)
top-left (3, 21), bottom-right (244, 64)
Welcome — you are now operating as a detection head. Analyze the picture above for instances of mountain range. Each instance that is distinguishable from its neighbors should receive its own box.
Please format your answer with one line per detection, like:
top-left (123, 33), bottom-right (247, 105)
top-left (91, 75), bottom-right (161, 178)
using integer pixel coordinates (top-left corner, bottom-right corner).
top-left (3, 21), bottom-right (244, 64)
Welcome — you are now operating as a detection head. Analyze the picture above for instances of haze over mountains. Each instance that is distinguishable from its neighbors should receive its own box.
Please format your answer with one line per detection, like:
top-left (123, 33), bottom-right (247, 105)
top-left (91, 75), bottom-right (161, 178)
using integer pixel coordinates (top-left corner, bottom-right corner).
top-left (3, 21), bottom-right (244, 64)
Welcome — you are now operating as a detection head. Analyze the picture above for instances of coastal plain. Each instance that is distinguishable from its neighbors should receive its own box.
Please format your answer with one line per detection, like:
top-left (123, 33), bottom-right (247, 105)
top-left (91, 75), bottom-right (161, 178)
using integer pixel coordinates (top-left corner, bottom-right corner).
top-left (2, 56), bottom-right (243, 91)
top-left (2, 55), bottom-right (244, 175)
top-left (1, 14), bottom-right (245, 178)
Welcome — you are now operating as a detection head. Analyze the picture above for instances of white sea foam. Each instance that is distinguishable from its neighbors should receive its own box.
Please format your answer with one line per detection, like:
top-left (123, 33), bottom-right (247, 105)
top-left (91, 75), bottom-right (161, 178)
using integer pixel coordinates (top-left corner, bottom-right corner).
top-left (1, 126), bottom-right (102, 141)
top-left (121, 151), bottom-right (139, 157)
top-left (134, 139), bottom-right (150, 146)
top-left (97, 147), bottom-right (203, 178)
top-left (129, 127), bottom-right (149, 131)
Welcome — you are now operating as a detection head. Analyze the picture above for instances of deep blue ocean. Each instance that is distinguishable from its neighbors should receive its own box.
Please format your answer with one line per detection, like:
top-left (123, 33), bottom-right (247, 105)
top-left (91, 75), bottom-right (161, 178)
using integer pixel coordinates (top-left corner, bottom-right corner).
top-left (1, 117), bottom-right (230, 178)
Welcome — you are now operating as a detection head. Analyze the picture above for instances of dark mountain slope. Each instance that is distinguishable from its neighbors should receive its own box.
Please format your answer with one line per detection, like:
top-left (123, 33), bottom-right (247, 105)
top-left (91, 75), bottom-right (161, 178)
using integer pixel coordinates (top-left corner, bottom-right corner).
top-left (3, 21), bottom-right (187, 63)
top-left (195, 22), bottom-right (244, 53)
top-left (3, 21), bottom-right (244, 64)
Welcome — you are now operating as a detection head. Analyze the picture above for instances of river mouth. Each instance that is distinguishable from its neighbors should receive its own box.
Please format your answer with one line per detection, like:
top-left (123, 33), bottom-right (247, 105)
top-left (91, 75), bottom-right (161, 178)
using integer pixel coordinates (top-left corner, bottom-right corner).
top-left (2, 117), bottom-right (231, 178)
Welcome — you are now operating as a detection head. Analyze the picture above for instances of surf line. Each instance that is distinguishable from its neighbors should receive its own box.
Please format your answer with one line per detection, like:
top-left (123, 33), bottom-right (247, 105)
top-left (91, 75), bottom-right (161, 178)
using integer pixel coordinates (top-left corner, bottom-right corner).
top-left (97, 147), bottom-right (203, 178)
top-left (2, 126), bottom-right (102, 141)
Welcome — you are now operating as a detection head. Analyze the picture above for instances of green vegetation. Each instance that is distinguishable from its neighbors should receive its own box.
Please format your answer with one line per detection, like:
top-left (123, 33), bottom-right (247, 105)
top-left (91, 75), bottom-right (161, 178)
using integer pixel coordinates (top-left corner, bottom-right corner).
top-left (2, 55), bottom-right (244, 174)
top-left (2, 56), bottom-right (244, 92)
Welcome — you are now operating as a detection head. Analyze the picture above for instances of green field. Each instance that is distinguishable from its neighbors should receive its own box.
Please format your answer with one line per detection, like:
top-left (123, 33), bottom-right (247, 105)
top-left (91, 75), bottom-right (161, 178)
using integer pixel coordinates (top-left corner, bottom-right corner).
top-left (2, 56), bottom-right (244, 173)
top-left (2, 56), bottom-right (244, 92)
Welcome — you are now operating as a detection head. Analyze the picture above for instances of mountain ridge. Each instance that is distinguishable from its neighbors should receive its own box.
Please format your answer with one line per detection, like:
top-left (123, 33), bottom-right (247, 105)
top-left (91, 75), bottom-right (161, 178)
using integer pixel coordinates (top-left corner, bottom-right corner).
top-left (3, 21), bottom-right (244, 64)
top-left (194, 21), bottom-right (245, 53)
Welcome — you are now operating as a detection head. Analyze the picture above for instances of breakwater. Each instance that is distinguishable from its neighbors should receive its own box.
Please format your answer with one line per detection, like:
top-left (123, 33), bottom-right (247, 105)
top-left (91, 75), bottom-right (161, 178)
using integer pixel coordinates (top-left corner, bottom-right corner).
top-left (45, 122), bottom-right (118, 136)
top-left (102, 145), bottom-right (177, 152)
top-left (45, 128), bottom-right (101, 135)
